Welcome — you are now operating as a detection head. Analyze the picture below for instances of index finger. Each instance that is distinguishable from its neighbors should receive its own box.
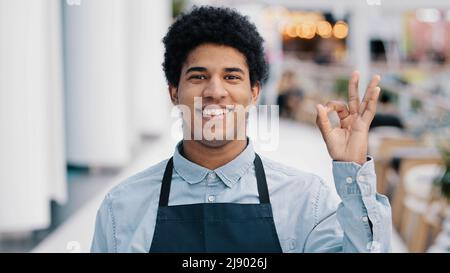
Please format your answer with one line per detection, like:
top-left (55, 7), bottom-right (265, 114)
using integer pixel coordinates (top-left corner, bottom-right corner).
top-left (325, 101), bottom-right (350, 121)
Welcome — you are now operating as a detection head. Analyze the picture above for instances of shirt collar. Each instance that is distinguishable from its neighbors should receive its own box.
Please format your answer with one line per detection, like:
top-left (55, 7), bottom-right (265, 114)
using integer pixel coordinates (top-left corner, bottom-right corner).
top-left (172, 139), bottom-right (255, 188)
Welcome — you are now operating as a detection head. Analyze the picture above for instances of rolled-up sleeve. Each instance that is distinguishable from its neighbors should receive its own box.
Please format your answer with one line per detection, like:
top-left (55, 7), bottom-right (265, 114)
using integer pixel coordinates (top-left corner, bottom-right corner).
top-left (91, 194), bottom-right (116, 253)
top-left (304, 157), bottom-right (392, 252)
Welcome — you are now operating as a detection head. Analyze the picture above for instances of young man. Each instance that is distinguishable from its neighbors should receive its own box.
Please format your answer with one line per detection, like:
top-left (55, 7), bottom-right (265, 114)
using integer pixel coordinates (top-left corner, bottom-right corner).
top-left (91, 6), bottom-right (391, 253)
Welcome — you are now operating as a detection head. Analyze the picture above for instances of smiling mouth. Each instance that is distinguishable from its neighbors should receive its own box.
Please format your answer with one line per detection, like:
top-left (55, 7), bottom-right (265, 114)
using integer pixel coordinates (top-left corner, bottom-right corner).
top-left (197, 106), bottom-right (237, 119)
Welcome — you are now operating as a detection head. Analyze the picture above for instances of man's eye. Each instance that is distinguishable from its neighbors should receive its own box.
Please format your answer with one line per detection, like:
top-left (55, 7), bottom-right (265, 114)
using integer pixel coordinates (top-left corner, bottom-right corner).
top-left (225, 75), bottom-right (241, 80)
top-left (189, 75), bottom-right (207, 80)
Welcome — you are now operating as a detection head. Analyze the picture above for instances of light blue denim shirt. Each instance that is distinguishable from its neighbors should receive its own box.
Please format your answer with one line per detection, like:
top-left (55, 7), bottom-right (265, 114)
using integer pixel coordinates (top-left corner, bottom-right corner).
top-left (91, 140), bottom-right (392, 253)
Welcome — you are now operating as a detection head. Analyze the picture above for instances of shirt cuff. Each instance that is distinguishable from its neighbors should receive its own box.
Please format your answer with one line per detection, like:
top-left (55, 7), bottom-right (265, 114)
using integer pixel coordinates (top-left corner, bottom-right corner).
top-left (332, 156), bottom-right (376, 200)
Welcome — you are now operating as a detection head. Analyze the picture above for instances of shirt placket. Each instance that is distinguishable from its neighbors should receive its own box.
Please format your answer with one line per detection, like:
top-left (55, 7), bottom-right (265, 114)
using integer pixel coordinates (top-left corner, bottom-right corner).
top-left (204, 171), bottom-right (226, 203)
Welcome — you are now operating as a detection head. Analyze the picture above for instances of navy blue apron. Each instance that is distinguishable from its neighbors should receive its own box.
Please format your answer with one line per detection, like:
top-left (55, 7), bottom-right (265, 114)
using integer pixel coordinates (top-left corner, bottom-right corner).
top-left (149, 153), bottom-right (282, 253)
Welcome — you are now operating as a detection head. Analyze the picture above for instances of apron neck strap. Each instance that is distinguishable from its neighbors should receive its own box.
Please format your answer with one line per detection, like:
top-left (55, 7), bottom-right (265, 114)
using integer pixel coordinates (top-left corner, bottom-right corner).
top-left (159, 157), bottom-right (174, 207)
top-left (253, 153), bottom-right (271, 204)
top-left (158, 153), bottom-right (270, 207)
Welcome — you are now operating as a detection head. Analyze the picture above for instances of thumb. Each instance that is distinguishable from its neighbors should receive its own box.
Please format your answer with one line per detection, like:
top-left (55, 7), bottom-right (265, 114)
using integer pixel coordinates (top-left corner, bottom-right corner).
top-left (316, 104), bottom-right (332, 137)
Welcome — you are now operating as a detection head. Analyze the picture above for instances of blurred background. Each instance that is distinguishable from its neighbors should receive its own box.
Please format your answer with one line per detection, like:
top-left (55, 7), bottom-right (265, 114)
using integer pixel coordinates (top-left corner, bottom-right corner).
top-left (1, 0), bottom-right (450, 253)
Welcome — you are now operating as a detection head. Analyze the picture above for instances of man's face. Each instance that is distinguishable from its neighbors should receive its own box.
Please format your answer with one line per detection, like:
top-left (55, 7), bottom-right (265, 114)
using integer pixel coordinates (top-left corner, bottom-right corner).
top-left (169, 43), bottom-right (260, 147)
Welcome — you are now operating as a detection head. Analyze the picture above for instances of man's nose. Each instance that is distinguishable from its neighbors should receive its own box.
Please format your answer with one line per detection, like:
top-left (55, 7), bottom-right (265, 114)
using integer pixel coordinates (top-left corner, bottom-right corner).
top-left (202, 75), bottom-right (228, 100)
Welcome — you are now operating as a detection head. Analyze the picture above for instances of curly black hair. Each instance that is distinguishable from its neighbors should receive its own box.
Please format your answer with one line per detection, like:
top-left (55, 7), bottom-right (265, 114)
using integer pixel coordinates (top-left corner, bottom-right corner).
top-left (162, 6), bottom-right (268, 88)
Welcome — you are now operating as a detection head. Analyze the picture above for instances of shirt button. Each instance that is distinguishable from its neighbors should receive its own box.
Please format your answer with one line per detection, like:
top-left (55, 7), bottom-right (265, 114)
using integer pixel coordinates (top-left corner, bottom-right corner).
top-left (346, 177), bottom-right (353, 184)
top-left (207, 172), bottom-right (216, 181)
top-left (362, 216), bottom-right (369, 223)
top-left (208, 195), bottom-right (215, 203)
top-left (357, 175), bottom-right (365, 182)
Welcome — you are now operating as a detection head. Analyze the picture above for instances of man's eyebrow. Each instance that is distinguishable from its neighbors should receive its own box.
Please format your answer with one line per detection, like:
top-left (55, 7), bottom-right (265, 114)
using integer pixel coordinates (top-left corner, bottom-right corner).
top-left (224, 67), bottom-right (245, 74)
top-left (185, 67), bottom-right (207, 74)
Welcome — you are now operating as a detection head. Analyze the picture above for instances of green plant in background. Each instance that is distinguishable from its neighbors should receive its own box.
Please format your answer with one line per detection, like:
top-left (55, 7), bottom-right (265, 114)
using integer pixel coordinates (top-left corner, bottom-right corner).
top-left (434, 139), bottom-right (450, 200)
top-left (334, 77), bottom-right (349, 99)
top-left (172, 0), bottom-right (187, 18)
top-left (335, 78), bottom-right (400, 105)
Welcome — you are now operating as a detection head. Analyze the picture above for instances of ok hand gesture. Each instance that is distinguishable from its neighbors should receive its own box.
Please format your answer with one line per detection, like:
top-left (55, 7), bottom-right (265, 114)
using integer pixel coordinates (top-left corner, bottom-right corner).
top-left (316, 71), bottom-right (381, 165)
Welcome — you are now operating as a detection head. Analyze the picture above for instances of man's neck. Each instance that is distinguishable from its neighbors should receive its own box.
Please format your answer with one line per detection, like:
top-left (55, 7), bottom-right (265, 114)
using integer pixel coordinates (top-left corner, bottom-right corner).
top-left (181, 139), bottom-right (248, 170)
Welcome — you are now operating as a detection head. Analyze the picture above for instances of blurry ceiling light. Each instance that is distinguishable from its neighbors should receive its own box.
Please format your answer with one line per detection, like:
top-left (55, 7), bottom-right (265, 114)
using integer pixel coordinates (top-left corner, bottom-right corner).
top-left (294, 25), bottom-right (301, 37)
top-left (280, 10), bottom-right (328, 39)
top-left (286, 24), bottom-right (298, 38)
top-left (316, 21), bottom-right (332, 38)
top-left (297, 23), bottom-right (316, 39)
top-left (333, 21), bottom-right (348, 39)
top-left (416, 8), bottom-right (441, 23)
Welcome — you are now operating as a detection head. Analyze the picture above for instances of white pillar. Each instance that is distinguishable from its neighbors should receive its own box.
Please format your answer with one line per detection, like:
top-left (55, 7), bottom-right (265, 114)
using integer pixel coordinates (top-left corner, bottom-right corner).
top-left (128, 0), bottom-right (172, 138)
top-left (48, 0), bottom-right (67, 205)
top-left (0, 0), bottom-right (66, 232)
top-left (349, 2), bottom-right (370, 96)
top-left (64, 0), bottom-right (131, 167)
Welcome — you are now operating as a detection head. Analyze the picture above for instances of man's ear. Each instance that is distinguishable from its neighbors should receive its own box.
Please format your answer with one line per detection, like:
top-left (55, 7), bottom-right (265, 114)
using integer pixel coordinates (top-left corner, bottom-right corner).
top-left (168, 85), bottom-right (178, 105)
top-left (250, 82), bottom-right (261, 105)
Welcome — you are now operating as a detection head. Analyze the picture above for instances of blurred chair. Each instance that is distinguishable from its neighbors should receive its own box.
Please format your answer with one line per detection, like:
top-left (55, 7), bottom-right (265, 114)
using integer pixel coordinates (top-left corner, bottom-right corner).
top-left (372, 136), bottom-right (420, 194)
top-left (393, 160), bottom-right (445, 252)
top-left (400, 195), bottom-right (445, 252)
top-left (428, 206), bottom-right (450, 252)
top-left (392, 157), bottom-right (443, 230)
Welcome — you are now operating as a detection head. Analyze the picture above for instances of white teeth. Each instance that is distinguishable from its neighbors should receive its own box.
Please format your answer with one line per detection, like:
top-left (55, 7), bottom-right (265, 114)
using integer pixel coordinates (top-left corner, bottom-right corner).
top-left (202, 107), bottom-right (235, 117)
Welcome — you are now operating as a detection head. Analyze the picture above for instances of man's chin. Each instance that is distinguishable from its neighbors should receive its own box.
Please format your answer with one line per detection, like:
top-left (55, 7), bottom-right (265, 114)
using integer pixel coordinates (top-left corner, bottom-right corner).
top-left (198, 138), bottom-right (231, 148)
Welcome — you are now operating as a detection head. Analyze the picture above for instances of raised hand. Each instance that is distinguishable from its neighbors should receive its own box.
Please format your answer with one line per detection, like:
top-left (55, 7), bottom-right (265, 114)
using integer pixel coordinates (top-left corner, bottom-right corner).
top-left (316, 71), bottom-right (381, 165)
